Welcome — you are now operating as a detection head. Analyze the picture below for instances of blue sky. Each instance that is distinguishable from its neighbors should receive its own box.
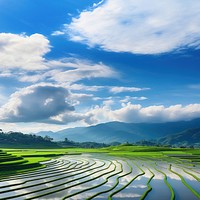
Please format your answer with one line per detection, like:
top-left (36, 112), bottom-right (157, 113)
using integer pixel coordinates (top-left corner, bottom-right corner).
top-left (0, 0), bottom-right (200, 133)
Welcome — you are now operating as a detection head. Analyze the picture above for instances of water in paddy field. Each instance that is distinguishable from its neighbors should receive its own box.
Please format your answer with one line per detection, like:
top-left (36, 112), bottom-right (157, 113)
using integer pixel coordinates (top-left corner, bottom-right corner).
top-left (0, 153), bottom-right (199, 200)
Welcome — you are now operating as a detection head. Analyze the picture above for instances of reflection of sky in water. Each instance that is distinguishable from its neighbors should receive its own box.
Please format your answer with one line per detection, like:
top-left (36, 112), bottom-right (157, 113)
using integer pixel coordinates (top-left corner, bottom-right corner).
top-left (156, 166), bottom-right (199, 200)
top-left (25, 161), bottom-right (114, 199)
top-left (175, 163), bottom-right (200, 176)
top-left (0, 160), bottom-right (86, 191)
top-left (171, 166), bottom-right (200, 194)
top-left (2, 159), bottom-right (75, 182)
top-left (145, 168), bottom-right (170, 200)
top-left (72, 161), bottom-right (127, 199)
top-left (110, 175), bottom-right (148, 199)
top-left (64, 162), bottom-right (119, 195)
top-left (0, 153), bottom-right (200, 200)
top-left (30, 162), bottom-right (116, 199)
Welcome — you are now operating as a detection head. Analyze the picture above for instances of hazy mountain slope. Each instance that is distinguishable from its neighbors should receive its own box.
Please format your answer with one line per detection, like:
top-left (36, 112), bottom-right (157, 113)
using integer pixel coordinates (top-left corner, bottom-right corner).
top-left (158, 128), bottom-right (200, 146)
top-left (35, 118), bottom-right (200, 143)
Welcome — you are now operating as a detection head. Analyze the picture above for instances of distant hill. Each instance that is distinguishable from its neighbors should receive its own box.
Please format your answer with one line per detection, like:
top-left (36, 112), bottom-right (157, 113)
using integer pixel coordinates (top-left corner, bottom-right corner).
top-left (35, 118), bottom-right (200, 144)
top-left (158, 127), bottom-right (200, 147)
top-left (0, 132), bottom-right (59, 148)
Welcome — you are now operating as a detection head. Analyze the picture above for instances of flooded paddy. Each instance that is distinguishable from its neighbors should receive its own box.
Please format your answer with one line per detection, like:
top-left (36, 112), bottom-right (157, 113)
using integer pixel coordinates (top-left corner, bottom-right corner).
top-left (0, 153), bottom-right (199, 200)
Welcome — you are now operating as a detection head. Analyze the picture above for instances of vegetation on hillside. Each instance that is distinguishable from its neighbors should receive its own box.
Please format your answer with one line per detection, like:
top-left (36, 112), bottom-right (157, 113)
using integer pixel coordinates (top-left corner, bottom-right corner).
top-left (159, 127), bottom-right (200, 148)
top-left (0, 131), bottom-right (59, 148)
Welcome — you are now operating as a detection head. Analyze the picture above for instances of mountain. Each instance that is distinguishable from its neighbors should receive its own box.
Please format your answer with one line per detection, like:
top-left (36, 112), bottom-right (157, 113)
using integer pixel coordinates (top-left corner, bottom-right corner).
top-left (158, 127), bottom-right (200, 147)
top-left (35, 118), bottom-right (200, 143)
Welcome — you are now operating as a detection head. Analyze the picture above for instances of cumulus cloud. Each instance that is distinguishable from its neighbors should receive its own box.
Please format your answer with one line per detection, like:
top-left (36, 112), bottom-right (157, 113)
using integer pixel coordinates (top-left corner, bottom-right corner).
top-left (85, 103), bottom-right (200, 124)
top-left (0, 84), bottom-right (74, 123)
top-left (0, 84), bottom-right (95, 125)
top-left (1, 84), bottom-right (200, 126)
top-left (0, 33), bottom-right (50, 70)
top-left (66, 0), bottom-right (200, 54)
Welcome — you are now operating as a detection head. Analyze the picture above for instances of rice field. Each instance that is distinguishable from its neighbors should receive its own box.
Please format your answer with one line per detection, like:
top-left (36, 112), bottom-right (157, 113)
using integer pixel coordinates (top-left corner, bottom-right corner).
top-left (0, 151), bottom-right (199, 200)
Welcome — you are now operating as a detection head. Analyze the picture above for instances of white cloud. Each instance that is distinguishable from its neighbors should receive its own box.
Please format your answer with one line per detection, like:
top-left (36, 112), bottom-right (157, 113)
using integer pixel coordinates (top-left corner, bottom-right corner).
top-left (46, 60), bottom-right (118, 83)
top-left (0, 33), bottom-right (50, 70)
top-left (102, 99), bottom-right (115, 109)
top-left (0, 84), bottom-right (74, 123)
top-left (69, 84), bottom-right (104, 92)
top-left (51, 31), bottom-right (65, 36)
top-left (17, 58), bottom-right (118, 84)
top-left (0, 84), bottom-right (95, 125)
top-left (85, 103), bottom-right (200, 124)
top-left (93, 0), bottom-right (104, 8)
top-left (0, 70), bottom-right (13, 77)
top-left (1, 83), bottom-right (200, 126)
top-left (109, 86), bottom-right (150, 93)
top-left (120, 96), bottom-right (147, 103)
top-left (49, 112), bottom-right (94, 125)
top-left (69, 93), bottom-right (94, 106)
top-left (66, 0), bottom-right (200, 54)
top-left (0, 33), bottom-right (118, 85)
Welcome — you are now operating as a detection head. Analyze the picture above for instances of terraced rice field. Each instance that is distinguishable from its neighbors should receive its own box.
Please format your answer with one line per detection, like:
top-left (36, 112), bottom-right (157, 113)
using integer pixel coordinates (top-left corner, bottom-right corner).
top-left (0, 153), bottom-right (199, 200)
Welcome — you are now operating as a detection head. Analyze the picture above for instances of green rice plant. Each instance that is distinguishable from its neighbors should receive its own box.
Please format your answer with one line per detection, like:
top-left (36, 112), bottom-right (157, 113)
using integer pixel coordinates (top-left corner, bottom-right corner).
top-left (2, 160), bottom-right (110, 199)
top-left (0, 159), bottom-right (60, 179)
top-left (140, 167), bottom-right (155, 200)
top-left (0, 159), bottom-right (92, 194)
top-left (0, 160), bottom-right (80, 190)
top-left (153, 166), bottom-right (175, 200)
top-left (106, 160), bottom-right (146, 200)
top-left (107, 160), bottom-right (145, 200)
top-left (62, 160), bottom-right (126, 199)
top-left (169, 164), bottom-right (200, 199)
top-left (25, 161), bottom-right (114, 200)
top-left (85, 160), bottom-right (131, 200)
top-left (0, 159), bottom-right (66, 181)
top-left (182, 168), bottom-right (200, 182)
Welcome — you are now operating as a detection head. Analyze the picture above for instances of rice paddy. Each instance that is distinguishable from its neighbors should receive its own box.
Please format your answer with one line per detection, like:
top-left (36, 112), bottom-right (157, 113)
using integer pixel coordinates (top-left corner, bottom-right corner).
top-left (0, 148), bottom-right (199, 200)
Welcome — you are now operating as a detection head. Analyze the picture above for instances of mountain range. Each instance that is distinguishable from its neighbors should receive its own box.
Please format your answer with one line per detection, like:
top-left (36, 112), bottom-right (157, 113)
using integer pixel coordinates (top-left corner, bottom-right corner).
top-left (35, 118), bottom-right (200, 145)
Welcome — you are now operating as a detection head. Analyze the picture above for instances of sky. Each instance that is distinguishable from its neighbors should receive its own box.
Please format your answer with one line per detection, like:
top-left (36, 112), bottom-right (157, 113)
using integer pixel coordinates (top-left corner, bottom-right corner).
top-left (0, 0), bottom-right (200, 133)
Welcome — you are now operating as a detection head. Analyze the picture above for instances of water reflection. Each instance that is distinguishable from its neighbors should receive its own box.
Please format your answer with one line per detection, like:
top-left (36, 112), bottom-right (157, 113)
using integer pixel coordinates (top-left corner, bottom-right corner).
top-left (0, 153), bottom-right (199, 200)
